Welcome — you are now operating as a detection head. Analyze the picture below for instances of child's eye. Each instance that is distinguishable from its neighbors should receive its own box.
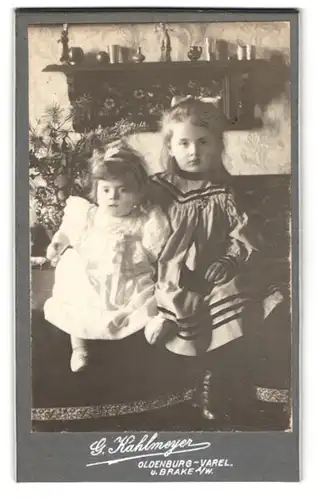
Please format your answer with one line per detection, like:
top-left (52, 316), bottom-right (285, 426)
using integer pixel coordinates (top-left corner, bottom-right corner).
top-left (103, 188), bottom-right (110, 193)
top-left (179, 140), bottom-right (189, 147)
top-left (199, 138), bottom-right (208, 145)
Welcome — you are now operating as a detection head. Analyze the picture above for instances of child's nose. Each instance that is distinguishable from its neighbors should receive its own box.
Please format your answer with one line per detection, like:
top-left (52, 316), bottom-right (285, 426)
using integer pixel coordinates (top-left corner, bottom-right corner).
top-left (109, 189), bottom-right (119, 200)
top-left (188, 143), bottom-right (198, 156)
top-left (113, 189), bottom-right (121, 200)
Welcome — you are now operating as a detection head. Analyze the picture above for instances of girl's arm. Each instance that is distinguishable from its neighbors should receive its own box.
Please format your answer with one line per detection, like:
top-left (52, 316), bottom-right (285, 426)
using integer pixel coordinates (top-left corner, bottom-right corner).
top-left (46, 196), bottom-right (90, 265)
top-left (224, 191), bottom-right (258, 260)
top-left (50, 230), bottom-right (70, 248)
top-left (206, 192), bottom-right (258, 285)
top-left (46, 230), bottom-right (70, 265)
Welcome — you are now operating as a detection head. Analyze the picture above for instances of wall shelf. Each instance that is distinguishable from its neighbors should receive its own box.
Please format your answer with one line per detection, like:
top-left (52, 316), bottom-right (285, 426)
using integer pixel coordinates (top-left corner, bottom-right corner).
top-left (43, 59), bottom-right (268, 74)
top-left (43, 59), bottom-right (268, 133)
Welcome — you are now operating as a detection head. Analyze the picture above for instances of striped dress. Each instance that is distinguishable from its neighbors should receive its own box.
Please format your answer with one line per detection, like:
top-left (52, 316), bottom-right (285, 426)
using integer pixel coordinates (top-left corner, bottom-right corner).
top-left (149, 169), bottom-right (279, 357)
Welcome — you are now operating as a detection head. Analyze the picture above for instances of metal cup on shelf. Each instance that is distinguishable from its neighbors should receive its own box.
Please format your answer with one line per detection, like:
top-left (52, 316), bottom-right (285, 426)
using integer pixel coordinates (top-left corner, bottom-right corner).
top-left (237, 44), bottom-right (256, 60)
top-left (108, 45), bottom-right (124, 63)
top-left (205, 38), bottom-right (216, 61)
top-left (246, 44), bottom-right (256, 60)
top-left (237, 44), bottom-right (247, 60)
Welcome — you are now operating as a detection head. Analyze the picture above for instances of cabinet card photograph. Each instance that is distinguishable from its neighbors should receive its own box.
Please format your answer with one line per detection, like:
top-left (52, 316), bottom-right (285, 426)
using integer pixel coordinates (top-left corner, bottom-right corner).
top-left (16, 8), bottom-right (299, 482)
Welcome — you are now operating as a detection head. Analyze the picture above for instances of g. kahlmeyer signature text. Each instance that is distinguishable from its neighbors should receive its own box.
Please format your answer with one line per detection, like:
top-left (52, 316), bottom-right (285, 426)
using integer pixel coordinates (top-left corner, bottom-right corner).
top-left (87, 433), bottom-right (211, 467)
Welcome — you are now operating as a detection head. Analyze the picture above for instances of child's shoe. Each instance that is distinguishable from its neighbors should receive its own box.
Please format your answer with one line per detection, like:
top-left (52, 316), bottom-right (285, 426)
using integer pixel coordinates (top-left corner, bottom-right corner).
top-left (70, 348), bottom-right (88, 372)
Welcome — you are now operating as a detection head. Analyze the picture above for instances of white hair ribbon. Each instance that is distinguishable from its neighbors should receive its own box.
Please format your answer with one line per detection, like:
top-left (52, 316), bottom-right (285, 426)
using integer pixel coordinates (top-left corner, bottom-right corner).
top-left (92, 140), bottom-right (148, 188)
top-left (103, 140), bottom-right (124, 162)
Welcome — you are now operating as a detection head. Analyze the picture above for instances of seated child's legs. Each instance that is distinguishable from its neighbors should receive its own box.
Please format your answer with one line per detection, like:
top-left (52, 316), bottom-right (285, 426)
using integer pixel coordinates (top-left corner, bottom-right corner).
top-left (70, 335), bottom-right (88, 372)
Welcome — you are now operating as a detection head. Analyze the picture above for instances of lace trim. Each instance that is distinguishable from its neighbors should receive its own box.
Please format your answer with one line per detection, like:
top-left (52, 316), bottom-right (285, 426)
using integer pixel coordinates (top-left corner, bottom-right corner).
top-left (31, 387), bottom-right (290, 421)
top-left (32, 388), bottom-right (195, 421)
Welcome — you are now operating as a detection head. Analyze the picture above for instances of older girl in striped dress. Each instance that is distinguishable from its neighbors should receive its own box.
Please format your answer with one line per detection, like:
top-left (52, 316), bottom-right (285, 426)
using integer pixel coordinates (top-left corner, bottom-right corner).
top-left (145, 96), bottom-right (281, 420)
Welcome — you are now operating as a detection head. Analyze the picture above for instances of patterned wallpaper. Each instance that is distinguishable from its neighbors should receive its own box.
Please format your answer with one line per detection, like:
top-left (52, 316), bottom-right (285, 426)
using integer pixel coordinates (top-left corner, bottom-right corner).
top-left (28, 22), bottom-right (291, 175)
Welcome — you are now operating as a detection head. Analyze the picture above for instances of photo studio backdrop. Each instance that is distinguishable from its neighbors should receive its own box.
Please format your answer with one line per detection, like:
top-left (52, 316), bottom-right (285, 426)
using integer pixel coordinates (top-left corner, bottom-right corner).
top-left (29, 21), bottom-right (290, 235)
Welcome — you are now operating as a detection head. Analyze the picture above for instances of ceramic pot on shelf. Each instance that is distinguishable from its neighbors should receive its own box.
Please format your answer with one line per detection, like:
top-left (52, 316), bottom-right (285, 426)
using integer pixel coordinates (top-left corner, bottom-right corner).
top-left (132, 47), bottom-right (145, 63)
top-left (187, 46), bottom-right (202, 61)
top-left (68, 47), bottom-right (84, 66)
top-left (96, 51), bottom-right (110, 64)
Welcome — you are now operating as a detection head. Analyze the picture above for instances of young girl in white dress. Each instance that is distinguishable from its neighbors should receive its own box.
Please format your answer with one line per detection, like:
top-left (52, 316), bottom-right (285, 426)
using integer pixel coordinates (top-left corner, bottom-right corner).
top-left (44, 140), bottom-right (170, 372)
top-left (145, 96), bottom-right (282, 420)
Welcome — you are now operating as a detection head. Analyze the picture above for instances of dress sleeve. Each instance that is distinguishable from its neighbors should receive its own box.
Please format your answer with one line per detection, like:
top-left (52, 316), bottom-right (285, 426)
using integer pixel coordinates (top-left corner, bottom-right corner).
top-left (141, 206), bottom-right (171, 262)
top-left (59, 196), bottom-right (92, 246)
top-left (219, 191), bottom-right (258, 268)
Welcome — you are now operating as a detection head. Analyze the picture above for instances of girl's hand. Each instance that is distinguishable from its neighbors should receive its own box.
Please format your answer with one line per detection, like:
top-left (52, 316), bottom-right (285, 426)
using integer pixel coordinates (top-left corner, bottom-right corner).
top-left (46, 242), bottom-right (63, 267)
top-left (205, 261), bottom-right (232, 287)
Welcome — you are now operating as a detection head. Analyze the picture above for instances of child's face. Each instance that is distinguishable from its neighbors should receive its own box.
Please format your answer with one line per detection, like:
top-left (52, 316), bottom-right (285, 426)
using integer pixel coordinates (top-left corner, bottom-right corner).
top-left (97, 177), bottom-right (140, 217)
top-left (168, 120), bottom-right (220, 174)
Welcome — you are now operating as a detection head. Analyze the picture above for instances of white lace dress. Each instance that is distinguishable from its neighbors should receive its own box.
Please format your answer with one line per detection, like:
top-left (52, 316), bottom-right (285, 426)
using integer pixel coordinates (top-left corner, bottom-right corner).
top-left (44, 196), bottom-right (170, 340)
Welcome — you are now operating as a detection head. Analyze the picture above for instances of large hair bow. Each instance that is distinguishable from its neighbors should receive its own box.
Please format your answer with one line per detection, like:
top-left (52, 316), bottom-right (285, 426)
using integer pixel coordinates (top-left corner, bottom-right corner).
top-left (92, 139), bottom-right (148, 188)
top-left (91, 139), bottom-right (124, 174)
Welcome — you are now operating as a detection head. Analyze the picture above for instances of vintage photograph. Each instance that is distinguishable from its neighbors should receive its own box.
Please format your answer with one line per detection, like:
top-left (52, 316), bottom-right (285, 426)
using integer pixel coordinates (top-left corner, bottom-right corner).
top-left (29, 20), bottom-right (292, 433)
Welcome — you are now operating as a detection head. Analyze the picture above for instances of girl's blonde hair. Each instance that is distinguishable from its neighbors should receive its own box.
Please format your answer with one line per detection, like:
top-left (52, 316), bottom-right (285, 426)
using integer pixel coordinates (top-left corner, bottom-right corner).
top-left (88, 139), bottom-right (149, 204)
top-left (160, 97), bottom-right (227, 176)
